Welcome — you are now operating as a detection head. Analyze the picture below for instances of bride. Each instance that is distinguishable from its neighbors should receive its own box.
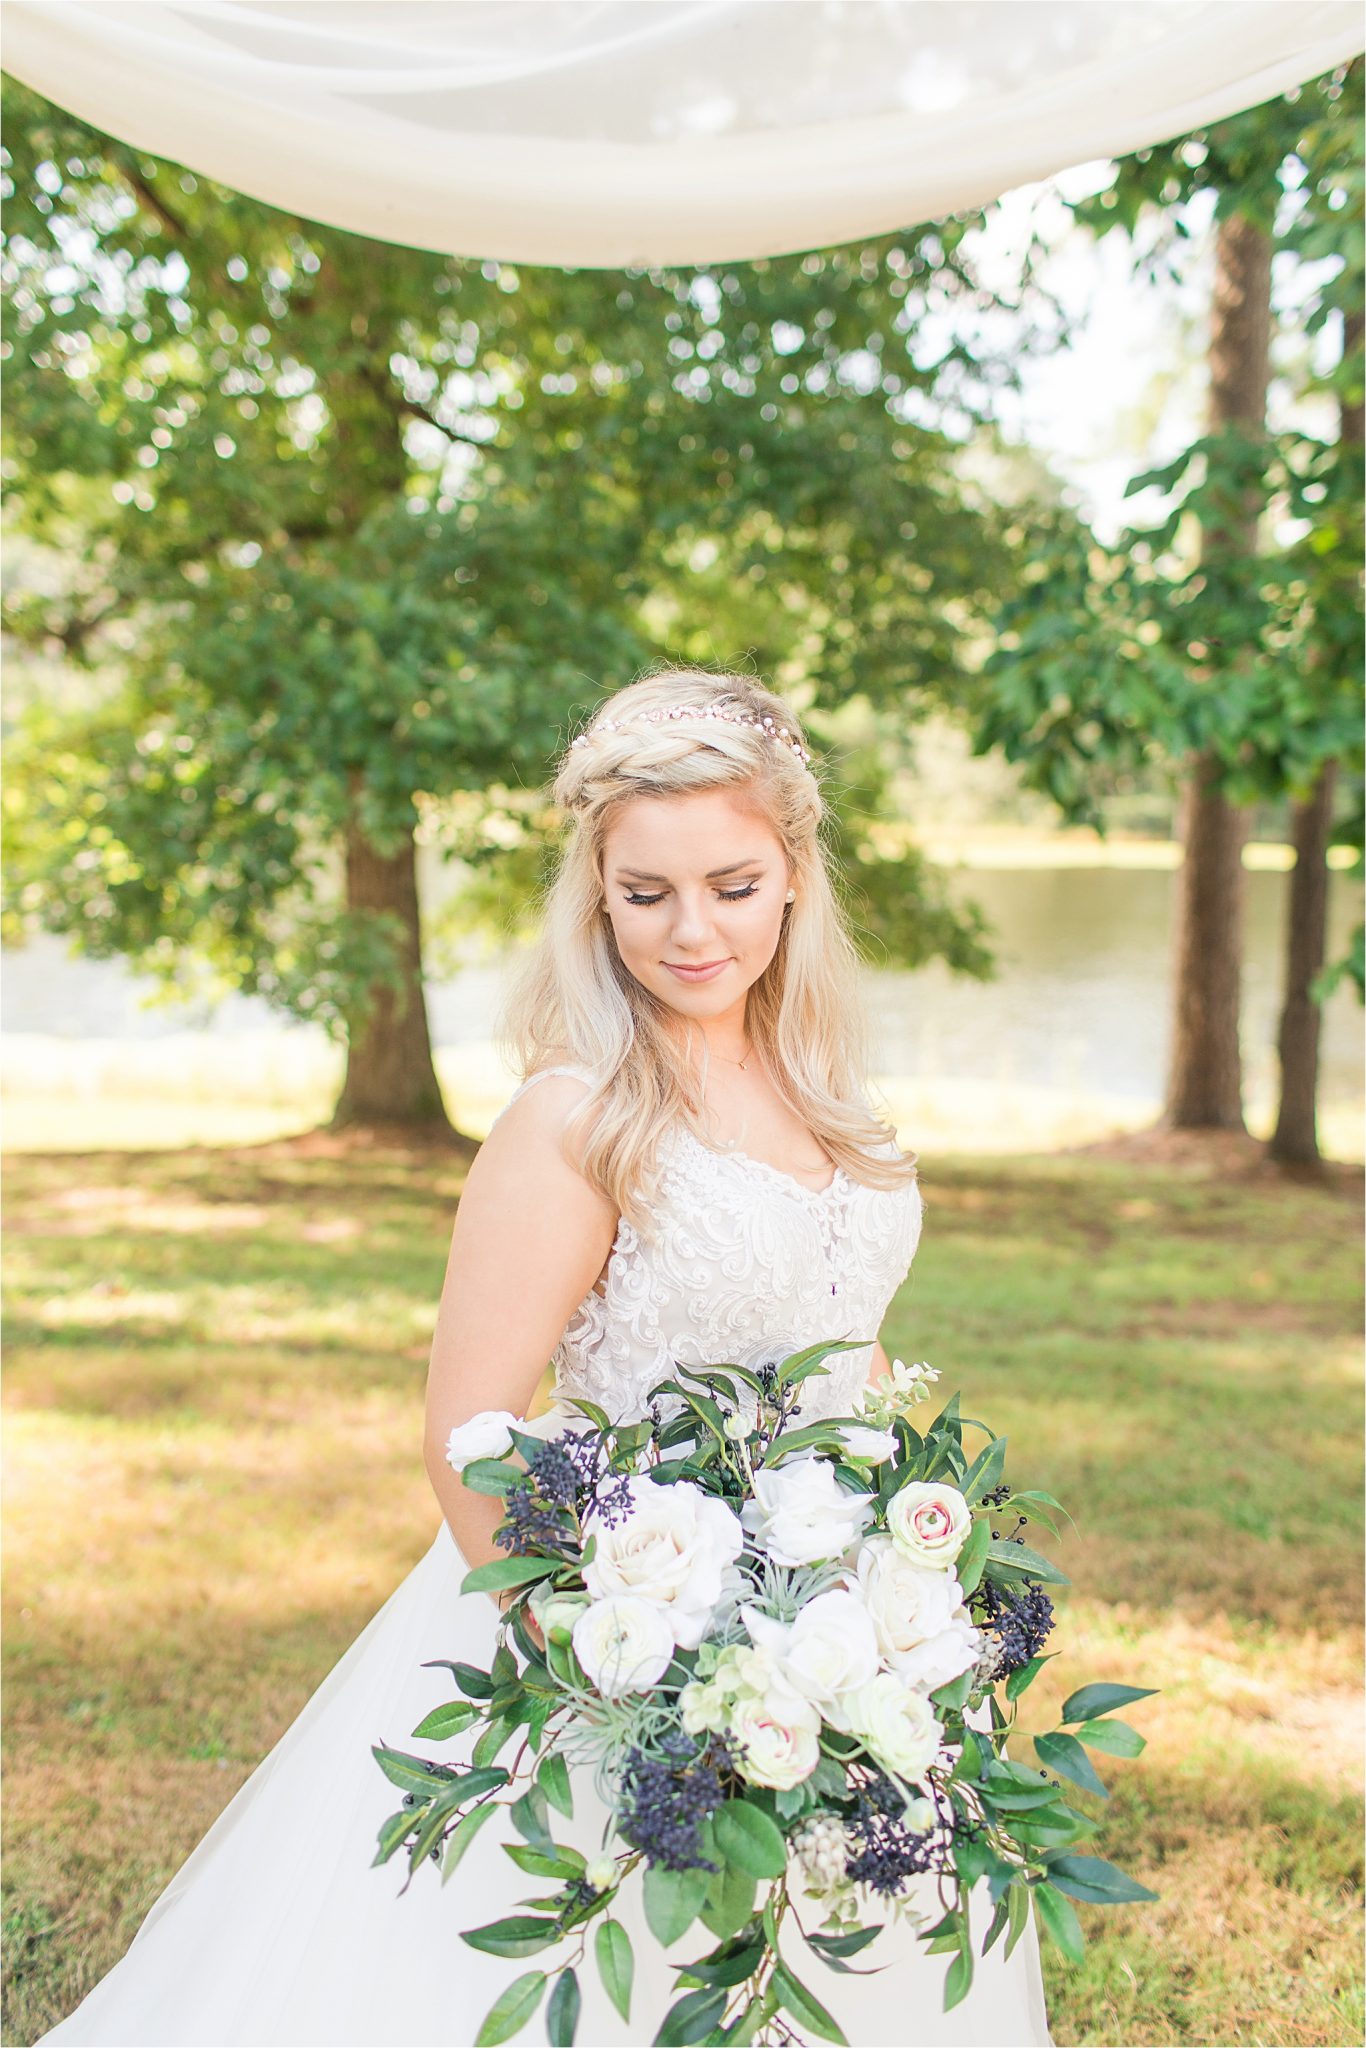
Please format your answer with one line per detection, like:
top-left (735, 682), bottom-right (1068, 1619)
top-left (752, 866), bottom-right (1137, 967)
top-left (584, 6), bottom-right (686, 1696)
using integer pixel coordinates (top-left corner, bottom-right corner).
top-left (39, 667), bottom-right (1053, 2046)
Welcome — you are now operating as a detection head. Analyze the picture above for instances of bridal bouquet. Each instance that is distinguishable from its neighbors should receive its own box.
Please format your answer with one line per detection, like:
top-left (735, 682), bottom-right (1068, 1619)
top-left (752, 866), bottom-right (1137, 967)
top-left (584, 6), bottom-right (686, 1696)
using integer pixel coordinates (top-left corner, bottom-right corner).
top-left (373, 1342), bottom-right (1157, 2047)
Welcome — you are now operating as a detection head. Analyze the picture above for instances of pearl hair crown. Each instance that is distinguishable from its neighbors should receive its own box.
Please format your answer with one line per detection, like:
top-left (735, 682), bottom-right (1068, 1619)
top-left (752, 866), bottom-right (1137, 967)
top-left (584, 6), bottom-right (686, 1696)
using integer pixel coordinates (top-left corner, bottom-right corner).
top-left (569, 701), bottom-right (814, 769)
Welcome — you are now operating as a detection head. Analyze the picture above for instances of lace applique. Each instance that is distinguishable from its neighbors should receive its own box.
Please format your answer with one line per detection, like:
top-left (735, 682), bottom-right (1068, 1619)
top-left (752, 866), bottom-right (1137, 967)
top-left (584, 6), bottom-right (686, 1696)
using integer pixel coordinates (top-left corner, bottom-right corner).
top-left (490, 1066), bottom-right (923, 1425)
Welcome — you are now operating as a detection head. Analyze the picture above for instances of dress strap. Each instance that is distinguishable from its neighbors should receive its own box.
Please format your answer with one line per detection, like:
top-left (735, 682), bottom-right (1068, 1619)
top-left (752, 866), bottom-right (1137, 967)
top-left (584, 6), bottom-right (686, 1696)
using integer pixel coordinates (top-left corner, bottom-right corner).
top-left (488, 1064), bottom-right (598, 1133)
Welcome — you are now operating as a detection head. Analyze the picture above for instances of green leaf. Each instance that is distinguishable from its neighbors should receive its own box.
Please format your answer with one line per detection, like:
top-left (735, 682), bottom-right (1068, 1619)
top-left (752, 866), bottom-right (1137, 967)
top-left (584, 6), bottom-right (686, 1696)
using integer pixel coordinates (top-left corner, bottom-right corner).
top-left (654, 1987), bottom-right (728, 2045)
top-left (930, 1669), bottom-right (973, 1711)
top-left (461, 1915), bottom-right (560, 1959)
top-left (1034, 1730), bottom-right (1109, 1800)
top-left (546, 1966), bottom-right (581, 2048)
top-left (699, 1858), bottom-right (757, 1940)
top-left (1046, 1855), bottom-right (1159, 1905)
top-left (944, 1943), bottom-right (974, 2011)
top-left (985, 1537), bottom-right (1069, 1587)
top-left (409, 1699), bottom-right (479, 1740)
top-left (539, 1750), bottom-right (574, 1819)
top-left (1033, 1883), bottom-right (1086, 1964)
top-left (436, 1660), bottom-right (496, 1699)
top-left (955, 1514), bottom-right (991, 1595)
top-left (713, 1801), bottom-right (788, 1880)
top-left (474, 1971), bottom-right (546, 2046)
top-left (681, 1939), bottom-right (764, 1987)
top-left (503, 1842), bottom-right (584, 1879)
top-left (771, 1962), bottom-right (848, 2044)
top-left (372, 1807), bottom-right (417, 1868)
top-left (1005, 1653), bottom-right (1057, 1702)
top-left (808, 1927), bottom-right (880, 1962)
top-left (461, 1556), bottom-right (558, 1596)
top-left (595, 1919), bottom-right (634, 2023)
top-left (472, 1717), bottom-right (516, 1770)
top-left (510, 1785), bottom-right (555, 1853)
top-left (1004, 1880), bottom-right (1030, 1959)
top-left (460, 1457), bottom-right (519, 1496)
top-left (1060, 1683), bottom-right (1158, 1724)
top-left (370, 1746), bottom-right (461, 1796)
top-left (961, 1434), bottom-right (1008, 1504)
top-left (441, 1799), bottom-right (500, 1884)
top-left (1074, 1718), bottom-right (1145, 1758)
top-left (644, 1863), bottom-right (710, 1947)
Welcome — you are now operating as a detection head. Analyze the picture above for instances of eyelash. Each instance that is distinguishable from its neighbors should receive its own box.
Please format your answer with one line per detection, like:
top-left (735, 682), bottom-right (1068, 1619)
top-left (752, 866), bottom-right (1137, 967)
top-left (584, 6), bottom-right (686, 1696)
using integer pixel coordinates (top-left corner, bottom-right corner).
top-left (624, 883), bottom-right (760, 907)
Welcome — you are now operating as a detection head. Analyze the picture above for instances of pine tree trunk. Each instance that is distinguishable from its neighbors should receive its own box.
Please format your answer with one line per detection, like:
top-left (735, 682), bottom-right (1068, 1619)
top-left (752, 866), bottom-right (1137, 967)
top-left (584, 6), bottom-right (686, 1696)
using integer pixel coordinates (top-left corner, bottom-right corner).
top-left (331, 807), bottom-right (454, 1136)
top-left (1269, 759), bottom-right (1339, 1164)
top-left (1162, 210), bottom-right (1271, 1132)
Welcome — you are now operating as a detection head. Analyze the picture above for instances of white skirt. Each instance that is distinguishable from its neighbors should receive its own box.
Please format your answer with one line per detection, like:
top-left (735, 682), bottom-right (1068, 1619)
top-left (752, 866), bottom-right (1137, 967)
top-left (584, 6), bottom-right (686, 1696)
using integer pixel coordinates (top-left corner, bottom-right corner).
top-left (38, 1520), bottom-right (1055, 2047)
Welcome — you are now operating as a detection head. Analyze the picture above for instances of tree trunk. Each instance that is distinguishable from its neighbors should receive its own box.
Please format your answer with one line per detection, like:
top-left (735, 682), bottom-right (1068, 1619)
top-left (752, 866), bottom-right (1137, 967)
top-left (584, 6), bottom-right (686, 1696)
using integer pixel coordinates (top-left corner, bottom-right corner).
top-left (331, 808), bottom-right (454, 1135)
top-left (1162, 210), bottom-right (1271, 1132)
top-left (1266, 305), bottom-right (1359, 1166)
top-left (1269, 759), bottom-right (1339, 1164)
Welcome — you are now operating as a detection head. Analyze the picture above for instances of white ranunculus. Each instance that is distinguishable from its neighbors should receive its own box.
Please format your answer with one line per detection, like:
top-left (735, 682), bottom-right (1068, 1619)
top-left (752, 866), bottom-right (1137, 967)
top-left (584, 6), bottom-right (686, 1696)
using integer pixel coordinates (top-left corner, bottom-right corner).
top-left (886, 1482), bottom-right (973, 1570)
top-left (837, 1422), bottom-right (899, 1465)
top-left (528, 1584), bottom-right (590, 1645)
top-left (728, 1690), bottom-right (821, 1791)
top-left (846, 1673), bottom-right (944, 1781)
top-left (741, 1457), bottom-right (873, 1568)
top-left (582, 1478), bottom-right (742, 1650)
top-left (743, 1591), bottom-right (879, 1721)
top-left (444, 1409), bottom-right (519, 1473)
top-left (571, 1595), bottom-right (675, 1698)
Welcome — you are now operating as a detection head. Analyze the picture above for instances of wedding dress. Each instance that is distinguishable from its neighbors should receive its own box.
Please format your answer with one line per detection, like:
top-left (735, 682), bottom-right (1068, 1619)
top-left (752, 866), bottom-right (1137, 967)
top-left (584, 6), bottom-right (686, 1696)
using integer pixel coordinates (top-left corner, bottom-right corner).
top-left (39, 1066), bottom-right (1054, 2047)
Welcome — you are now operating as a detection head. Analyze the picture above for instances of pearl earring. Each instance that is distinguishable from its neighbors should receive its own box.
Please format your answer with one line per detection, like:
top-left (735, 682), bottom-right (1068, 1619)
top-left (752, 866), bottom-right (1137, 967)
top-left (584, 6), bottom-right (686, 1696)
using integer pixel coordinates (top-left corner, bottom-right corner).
top-left (785, 890), bottom-right (796, 902)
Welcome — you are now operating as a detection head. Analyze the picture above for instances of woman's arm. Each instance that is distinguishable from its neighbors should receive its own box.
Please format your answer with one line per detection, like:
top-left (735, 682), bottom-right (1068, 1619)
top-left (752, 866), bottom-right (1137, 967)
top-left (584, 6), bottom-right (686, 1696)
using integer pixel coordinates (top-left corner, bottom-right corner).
top-left (866, 1336), bottom-right (892, 1390)
top-left (423, 1077), bottom-right (619, 1577)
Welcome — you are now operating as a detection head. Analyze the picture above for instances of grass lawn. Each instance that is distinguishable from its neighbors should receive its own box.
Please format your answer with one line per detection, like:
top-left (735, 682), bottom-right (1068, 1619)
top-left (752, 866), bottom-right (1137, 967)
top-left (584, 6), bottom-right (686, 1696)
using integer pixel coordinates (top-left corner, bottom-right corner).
top-left (3, 1134), bottom-right (1362, 2046)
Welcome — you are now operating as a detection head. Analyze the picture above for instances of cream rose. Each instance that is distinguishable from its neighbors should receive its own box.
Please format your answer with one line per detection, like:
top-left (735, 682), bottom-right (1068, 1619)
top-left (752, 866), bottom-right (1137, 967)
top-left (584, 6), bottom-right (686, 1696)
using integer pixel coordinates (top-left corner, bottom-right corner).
top-left (742, 1591), bottom-right (879, 1720)
top-left (729, 1691), bottom-right (821, 1791)
top-left (571, 1595), bottom-right (675, 1698)
top-left (886, 1482), bottom-right (972, 1569)
top-left (742, 1458), bottom-right (872, 1567)
top-left (444, 1409), bottom-right (518, 1473)
top-left (855, 1536), bottom-right (980, 1689)
top-left (846, 1673), bottom-right (944, 1780)
top-left (583, 1478), bottom-right (742, 1649)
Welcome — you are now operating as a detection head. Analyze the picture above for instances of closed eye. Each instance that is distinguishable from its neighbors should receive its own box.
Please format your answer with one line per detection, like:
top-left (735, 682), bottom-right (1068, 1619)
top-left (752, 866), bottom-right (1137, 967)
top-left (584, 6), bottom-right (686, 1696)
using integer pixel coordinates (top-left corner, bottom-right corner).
top-left (624, 883), bottom-right (760, 906)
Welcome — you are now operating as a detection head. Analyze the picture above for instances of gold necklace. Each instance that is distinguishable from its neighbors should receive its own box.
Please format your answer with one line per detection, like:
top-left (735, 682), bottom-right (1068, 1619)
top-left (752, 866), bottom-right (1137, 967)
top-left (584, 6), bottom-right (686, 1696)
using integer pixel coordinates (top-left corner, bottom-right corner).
top-left (710, 1044), bottom-right (754, 1071)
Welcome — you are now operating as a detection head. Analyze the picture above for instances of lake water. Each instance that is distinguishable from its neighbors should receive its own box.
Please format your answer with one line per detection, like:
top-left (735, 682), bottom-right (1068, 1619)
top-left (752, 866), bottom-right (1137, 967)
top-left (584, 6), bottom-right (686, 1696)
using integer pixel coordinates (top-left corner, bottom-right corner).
top-left (3, 861), bottom-right (1361, 1156)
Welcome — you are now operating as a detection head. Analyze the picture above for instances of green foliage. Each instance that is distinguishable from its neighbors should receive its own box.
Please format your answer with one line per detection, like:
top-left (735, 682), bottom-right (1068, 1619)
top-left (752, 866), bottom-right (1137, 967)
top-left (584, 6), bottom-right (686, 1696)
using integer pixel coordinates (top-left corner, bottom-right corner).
top-left (0, 75), bottom-right (1051, 1043)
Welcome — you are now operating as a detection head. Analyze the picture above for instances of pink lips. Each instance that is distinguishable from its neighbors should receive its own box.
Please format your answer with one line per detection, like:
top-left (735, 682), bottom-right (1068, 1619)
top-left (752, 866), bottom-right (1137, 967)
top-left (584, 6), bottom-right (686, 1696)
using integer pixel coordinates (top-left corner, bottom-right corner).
top-left (664, 959), bottom-right (730, 983)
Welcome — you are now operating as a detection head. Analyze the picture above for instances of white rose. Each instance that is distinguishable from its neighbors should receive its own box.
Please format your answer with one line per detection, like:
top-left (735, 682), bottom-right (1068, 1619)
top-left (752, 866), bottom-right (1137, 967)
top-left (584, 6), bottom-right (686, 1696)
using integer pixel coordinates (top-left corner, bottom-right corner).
top-left (571, 1595), bottom-right (675, 1698)
top-left (743, 1591), bottom-right (879, 1720)
top-left (846, 1673), bottom-right (944, 1781)
top-left (857, 1535), bottom-right (960, 1652)
top-left (837, 1423), bottom-right (898, 1465)
top-left (729, 1691), bottom-right (821, 1791)
top-left (742, 1458), bottom-right (872, 1567)
top-left (893, 1614), bottom-right (981, 1692)
top-left (528, 1584), bottom-right (590, 1644)
top-left (583, 1478), bottom-right (742, 1650)
top-left (886, 1482), bottom-right (973, 1569)
top-left (444, 1409), bottom-right (518, 1474)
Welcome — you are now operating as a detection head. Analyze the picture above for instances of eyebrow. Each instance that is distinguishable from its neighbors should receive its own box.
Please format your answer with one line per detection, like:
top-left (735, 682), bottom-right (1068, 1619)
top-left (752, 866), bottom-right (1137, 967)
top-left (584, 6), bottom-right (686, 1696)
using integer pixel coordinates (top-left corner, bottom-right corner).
top-left (615, 859), bottom-right (768, 882)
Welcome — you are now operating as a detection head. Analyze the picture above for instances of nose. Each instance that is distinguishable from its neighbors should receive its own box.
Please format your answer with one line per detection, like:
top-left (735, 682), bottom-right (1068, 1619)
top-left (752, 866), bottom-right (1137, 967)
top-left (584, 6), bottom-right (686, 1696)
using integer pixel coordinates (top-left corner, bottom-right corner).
top-left (670, 891), bottom-right (719, 950)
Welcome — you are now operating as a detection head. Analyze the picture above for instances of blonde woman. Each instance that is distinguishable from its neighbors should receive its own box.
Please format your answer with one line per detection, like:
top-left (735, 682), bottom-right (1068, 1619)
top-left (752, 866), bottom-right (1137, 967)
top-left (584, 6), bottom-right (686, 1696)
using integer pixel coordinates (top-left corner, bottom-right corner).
top-left (40, 668), bottom-right (1052, 2046)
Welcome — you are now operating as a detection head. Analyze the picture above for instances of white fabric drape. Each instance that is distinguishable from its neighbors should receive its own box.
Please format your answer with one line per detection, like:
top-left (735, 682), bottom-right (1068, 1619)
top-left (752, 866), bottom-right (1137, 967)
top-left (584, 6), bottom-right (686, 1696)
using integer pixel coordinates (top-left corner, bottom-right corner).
top-left (2, 1), bottom-right (1363, 267)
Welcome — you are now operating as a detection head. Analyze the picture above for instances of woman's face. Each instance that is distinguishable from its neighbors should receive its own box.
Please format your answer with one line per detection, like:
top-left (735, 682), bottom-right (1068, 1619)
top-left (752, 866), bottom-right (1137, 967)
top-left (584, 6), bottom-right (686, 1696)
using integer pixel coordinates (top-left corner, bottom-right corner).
top-left (600, 787), bottom-right (793, 1029)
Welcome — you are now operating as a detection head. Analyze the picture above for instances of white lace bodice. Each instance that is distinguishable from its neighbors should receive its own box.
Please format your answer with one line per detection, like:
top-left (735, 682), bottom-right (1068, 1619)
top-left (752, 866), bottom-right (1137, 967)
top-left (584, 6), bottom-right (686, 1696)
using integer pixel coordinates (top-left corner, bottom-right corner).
top-left (492, 1065), bottom-right (923, 1425)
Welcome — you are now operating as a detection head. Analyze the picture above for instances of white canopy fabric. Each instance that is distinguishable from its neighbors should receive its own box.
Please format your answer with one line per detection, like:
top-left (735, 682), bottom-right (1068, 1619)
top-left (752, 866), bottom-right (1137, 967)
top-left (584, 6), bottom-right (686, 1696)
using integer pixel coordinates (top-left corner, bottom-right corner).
top-left (3, 1), bottom-right (1362, 267)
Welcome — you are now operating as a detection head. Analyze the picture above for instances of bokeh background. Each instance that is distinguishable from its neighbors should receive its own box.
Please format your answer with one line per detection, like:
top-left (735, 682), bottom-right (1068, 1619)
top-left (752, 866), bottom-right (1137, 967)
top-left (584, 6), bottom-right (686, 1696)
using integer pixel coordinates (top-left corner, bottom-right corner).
top-left (2, 31), bottom-right (1362, 2048)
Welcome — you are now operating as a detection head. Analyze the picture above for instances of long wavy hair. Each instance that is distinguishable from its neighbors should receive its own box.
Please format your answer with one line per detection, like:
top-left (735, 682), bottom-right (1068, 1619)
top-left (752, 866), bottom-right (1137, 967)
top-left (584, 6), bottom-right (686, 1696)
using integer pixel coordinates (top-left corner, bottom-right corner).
top-left (497, 664), bottom-right (919, 1238)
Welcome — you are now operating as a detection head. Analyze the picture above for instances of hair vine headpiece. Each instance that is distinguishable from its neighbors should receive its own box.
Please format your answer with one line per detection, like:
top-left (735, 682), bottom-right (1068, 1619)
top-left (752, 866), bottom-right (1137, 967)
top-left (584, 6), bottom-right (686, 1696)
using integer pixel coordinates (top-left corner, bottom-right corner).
top-left (569, 701), bottom-right (814, 769)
